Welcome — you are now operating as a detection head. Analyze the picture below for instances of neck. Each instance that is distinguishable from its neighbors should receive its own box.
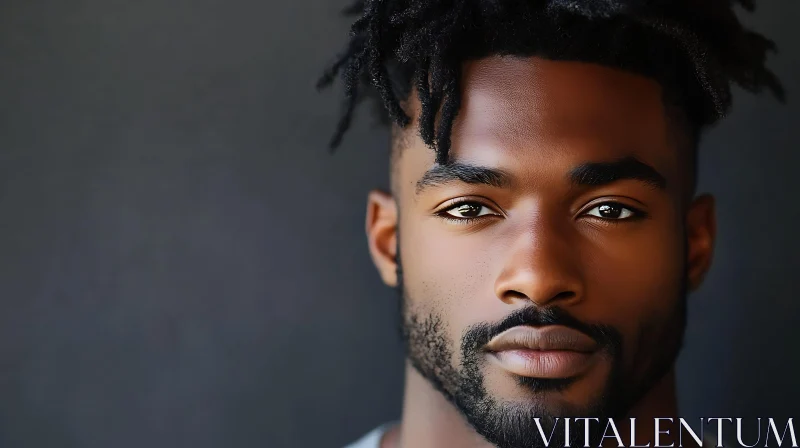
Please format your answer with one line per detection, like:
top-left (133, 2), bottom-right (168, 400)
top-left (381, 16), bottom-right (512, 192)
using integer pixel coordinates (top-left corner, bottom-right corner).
top-left (388, 362), bottom-right (683, 448)
top-left (395, 362), bottom-right (489, 448)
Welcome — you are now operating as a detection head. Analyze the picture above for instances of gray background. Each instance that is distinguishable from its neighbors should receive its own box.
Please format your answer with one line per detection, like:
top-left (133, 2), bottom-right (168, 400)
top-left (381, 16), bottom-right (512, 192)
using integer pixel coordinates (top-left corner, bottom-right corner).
top-left (0, 1), bottom-right (797, 447)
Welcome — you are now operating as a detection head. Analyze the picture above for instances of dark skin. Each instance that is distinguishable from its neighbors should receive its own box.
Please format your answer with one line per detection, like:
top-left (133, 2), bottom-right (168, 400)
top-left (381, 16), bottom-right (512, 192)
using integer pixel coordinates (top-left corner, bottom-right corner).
top-left (365, 56), bottom-right (716, 448)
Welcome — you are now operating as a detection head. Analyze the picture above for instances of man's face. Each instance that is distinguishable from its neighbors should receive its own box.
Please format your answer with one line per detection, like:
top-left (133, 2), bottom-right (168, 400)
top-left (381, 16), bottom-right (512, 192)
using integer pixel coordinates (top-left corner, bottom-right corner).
top-left (365, 56), bottom-right (715, 448)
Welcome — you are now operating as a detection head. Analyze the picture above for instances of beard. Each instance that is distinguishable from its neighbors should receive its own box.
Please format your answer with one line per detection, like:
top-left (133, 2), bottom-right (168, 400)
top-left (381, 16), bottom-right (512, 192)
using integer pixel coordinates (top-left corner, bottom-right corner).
top-left (395, 243), bottom-right (688, 448)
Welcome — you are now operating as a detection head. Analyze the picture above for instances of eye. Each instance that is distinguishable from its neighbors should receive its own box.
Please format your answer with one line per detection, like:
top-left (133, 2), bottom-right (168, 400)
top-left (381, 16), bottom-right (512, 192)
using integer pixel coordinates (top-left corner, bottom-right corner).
top-left (584, 202), bottom-right (639, 220)
top-left (441, 201), bottom-right (498, 220)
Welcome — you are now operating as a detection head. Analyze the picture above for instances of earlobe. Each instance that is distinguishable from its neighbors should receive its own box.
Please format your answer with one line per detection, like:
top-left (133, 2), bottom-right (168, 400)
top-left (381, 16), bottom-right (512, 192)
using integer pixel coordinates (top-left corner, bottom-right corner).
top-left (366, 190), bottom-right (399, 287)
top-left (686, 194), bottom-right (717, 292)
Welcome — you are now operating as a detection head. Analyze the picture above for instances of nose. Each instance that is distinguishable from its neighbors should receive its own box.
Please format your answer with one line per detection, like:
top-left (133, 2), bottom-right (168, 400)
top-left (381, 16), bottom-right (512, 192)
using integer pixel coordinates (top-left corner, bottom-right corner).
top-left (494, 218), bottom-right (585, 308)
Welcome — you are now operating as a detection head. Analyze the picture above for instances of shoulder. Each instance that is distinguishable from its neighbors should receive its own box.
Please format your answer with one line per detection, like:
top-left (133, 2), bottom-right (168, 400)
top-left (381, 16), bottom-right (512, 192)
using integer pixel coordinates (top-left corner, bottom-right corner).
top-left (343, 423), bottom-right (397, 448)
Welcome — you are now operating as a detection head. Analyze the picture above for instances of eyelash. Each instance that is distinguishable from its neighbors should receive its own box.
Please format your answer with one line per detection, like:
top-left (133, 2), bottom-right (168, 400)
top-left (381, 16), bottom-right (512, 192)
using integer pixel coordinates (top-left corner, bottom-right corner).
top-left (435, 200), bottom-right (647, 225)
top-left (583, 202), bottom-right (648, 223)
top-left (435, 199), bottom-right (501, 225)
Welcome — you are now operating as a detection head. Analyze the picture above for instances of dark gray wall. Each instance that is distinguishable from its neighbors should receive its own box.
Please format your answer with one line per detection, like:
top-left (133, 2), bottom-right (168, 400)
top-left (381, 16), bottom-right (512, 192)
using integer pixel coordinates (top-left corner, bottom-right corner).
top-left (0, 1), bottom-right (797, 447)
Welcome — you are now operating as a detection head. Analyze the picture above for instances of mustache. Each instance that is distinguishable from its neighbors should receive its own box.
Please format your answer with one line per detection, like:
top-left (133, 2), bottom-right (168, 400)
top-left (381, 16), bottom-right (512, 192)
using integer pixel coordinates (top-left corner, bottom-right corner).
top-left (461, 306), bottom-right (622, 356)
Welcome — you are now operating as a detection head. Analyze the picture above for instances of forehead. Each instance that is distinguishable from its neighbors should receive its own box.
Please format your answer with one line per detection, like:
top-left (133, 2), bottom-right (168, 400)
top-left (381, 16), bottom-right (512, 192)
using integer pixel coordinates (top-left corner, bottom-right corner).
top-left (459, 56), bottom-right (668, 146)
top-left (395, 56), bottom-right (681, 195)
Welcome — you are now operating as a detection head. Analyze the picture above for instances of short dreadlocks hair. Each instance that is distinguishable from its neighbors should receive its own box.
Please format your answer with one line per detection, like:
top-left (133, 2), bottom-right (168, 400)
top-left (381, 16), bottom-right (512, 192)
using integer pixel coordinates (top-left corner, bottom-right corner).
top-left (318, 0), bottom-right (784, 166)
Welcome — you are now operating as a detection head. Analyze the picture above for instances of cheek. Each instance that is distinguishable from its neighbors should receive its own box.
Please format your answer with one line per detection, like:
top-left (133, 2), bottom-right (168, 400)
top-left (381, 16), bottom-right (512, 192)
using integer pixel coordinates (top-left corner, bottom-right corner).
top-left (399, 217), bottom-right (497, 347)
top-left (582, 219), bottom-right (686, 360)
top-left (588, 230), bottom-right (684, 299)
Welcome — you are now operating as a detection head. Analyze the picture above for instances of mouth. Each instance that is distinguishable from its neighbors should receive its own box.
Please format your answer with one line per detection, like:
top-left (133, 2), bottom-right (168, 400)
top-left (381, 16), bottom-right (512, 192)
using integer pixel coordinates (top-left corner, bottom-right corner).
top-left (485, 325), bottom-right (600, 379)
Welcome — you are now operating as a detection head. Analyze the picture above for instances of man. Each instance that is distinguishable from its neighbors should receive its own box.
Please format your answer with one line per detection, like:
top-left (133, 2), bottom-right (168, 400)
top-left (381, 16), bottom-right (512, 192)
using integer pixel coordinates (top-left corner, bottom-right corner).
top-left (317, 1), bottom-right (784, 447)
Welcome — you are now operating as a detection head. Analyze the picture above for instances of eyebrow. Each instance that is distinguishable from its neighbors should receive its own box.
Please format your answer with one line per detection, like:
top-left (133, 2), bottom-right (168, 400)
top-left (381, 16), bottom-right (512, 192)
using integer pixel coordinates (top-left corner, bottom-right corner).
top-left (568, 156), bottom-right (667, 190)
top-left (414, 156), bottom-right (667, 195)
top-left (415, 163), bottom-right (513, 195)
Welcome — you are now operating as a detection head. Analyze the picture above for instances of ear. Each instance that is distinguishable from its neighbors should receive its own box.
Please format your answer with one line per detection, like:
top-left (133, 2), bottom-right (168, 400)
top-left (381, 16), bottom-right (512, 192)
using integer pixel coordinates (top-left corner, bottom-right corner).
top-left (366, 190), bottom-right (399, 287)
top-left (685, 194), bottom-right (717, 292)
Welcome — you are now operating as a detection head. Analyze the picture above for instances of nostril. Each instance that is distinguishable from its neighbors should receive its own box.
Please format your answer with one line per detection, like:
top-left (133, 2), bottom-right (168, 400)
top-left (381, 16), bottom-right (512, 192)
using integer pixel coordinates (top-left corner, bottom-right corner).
top-left (553, 291), bottom-right (576, 301)
top-left (501, 290), bottom-right (577, 305)
top-left (503, 290), bottom-right (529, 303)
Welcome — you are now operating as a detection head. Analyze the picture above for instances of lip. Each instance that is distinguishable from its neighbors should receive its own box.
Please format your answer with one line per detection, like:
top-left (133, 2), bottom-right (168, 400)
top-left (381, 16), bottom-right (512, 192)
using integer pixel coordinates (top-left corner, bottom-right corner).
top-left (485, 325), bottom-right (599, 379)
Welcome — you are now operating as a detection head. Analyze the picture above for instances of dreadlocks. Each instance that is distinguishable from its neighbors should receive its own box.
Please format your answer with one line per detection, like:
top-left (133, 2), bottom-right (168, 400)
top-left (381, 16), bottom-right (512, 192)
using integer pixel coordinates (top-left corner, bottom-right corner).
top-left (318, 0), bottom-right (784, 165)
